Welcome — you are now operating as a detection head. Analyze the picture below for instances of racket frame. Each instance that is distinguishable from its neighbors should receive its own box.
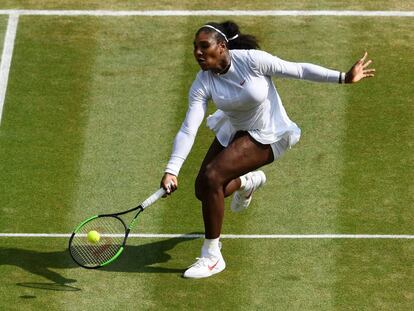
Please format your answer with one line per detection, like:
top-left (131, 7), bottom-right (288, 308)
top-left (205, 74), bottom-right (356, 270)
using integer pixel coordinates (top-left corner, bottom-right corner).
top-left (69, 187), bottom-right (166, 269)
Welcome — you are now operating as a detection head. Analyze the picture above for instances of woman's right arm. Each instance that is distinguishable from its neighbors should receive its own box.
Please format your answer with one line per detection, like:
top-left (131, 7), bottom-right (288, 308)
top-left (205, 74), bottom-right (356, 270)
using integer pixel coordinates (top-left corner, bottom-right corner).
top-left (161, 76), bottom-right (209, 194)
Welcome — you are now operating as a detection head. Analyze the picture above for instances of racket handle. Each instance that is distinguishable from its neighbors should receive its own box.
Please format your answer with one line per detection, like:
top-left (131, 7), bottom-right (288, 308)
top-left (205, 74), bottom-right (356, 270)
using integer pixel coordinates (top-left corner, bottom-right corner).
top-left (141, 187), bottom-right (166, 209)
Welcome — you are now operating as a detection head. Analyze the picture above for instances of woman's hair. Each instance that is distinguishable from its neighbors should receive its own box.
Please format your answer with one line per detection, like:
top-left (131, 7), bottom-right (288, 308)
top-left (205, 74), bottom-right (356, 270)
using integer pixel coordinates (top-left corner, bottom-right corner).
top-left (196, 21), bottom-right (260, 50)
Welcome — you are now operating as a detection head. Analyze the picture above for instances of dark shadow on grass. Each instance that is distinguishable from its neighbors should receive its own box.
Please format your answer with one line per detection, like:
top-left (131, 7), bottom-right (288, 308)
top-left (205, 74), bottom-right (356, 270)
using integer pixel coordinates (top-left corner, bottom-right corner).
top-left (0, 234), bottom-right (201, 291)
top-left (17, 282), bottom-right (81, 292)
top-left (101, 236), bottom-right (200, 273)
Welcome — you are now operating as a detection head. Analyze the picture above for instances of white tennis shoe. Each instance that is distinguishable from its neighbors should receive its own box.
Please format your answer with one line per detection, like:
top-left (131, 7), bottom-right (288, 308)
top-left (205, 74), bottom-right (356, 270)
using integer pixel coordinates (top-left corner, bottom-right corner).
top-left (231, 170), bottom-right (266, 212)
top-left (183, 255), bottom-right (226, 279)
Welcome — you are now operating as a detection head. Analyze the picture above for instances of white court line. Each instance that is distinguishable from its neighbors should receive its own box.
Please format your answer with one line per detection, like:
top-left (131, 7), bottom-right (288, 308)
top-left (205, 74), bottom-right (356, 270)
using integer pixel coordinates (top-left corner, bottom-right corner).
top-left (0, 9), bottom-right (413, 17)
top-left (0, 13), bottom-right (18, 125)
top-left (1, 233), bottom-right (414, 239)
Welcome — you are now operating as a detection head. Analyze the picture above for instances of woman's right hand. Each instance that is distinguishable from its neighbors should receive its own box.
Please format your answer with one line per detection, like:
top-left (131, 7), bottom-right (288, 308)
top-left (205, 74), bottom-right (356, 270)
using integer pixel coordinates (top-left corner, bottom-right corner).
top-left (161, 173), bottom-right (178, 196)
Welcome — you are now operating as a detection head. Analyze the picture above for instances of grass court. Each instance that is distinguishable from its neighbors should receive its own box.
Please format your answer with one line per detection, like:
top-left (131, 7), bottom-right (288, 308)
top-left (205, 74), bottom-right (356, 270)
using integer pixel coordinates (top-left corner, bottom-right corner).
top-left (0, 1), bottom-right (413, 310)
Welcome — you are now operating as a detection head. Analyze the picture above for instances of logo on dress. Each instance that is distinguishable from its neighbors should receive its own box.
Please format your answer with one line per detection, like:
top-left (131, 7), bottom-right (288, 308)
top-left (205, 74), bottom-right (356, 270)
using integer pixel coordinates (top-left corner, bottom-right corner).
top-left (239, 79), bottom-right (246, 86)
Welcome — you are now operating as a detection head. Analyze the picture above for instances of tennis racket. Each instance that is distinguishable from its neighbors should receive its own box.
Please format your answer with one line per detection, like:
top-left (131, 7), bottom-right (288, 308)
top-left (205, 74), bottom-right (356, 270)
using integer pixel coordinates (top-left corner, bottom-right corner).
top-left (69, 187), bottom-right (167, 269)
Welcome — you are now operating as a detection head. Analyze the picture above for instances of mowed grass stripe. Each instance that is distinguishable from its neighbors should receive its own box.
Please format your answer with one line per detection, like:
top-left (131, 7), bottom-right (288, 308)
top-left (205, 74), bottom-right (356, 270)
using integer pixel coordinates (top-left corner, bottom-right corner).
top-left (69, 17), bottom-right (197, 230)
top-left (336, 18), bottom-right (414, 309)
top-left (67, 17), bottom-right (195, 309)
top-left (0, 16), bottom-right (99, 232)
top-left (339, 18), bottom-right (414, 233)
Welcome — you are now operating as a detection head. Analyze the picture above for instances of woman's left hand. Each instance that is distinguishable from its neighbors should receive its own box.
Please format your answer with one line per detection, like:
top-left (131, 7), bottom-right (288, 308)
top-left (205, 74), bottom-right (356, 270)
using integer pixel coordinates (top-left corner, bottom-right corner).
top-left (345, 52), bottom-right (376, 83)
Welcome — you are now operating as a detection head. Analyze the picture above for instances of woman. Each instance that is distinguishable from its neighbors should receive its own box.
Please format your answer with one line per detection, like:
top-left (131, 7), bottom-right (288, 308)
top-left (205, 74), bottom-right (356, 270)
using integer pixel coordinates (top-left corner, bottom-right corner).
top-left (160, 21), bottom-right (375, 279)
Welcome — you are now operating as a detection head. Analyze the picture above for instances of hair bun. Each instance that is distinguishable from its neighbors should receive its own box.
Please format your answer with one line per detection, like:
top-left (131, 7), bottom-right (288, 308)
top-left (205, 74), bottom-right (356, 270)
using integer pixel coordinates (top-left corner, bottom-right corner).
top-left (220, 21), bottom-right (240, 39)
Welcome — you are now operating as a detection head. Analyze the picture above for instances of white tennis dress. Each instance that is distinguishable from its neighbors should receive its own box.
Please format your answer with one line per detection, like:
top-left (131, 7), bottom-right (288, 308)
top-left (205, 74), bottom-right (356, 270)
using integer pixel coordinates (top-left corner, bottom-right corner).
top-left (165, 49), bottom-right (341, 176)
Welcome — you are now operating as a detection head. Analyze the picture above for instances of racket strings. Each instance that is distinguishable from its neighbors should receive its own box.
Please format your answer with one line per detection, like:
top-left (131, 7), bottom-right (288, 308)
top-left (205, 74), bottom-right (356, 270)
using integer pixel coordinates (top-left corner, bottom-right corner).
top-left (69, 216), bottom-right (127, 268)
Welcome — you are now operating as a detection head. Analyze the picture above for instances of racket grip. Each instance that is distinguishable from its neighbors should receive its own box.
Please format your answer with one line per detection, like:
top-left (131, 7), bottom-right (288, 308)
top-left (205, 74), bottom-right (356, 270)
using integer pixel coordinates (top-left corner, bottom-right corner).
top-left (141, 187), bottom-right (166, 209)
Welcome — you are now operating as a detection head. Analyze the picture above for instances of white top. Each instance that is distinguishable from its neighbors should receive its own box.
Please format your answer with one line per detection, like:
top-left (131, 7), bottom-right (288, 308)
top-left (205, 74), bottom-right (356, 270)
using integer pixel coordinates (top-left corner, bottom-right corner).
top-left (165, 49), bottom-right (341, 176)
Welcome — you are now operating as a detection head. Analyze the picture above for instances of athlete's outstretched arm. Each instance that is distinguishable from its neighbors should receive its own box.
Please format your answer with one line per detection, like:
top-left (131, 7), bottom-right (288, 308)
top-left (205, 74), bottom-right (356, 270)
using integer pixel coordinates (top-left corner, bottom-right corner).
top-left (161, 75), bottom-right (209, 194)
top-left (251, 50), bottom-right (375, 84)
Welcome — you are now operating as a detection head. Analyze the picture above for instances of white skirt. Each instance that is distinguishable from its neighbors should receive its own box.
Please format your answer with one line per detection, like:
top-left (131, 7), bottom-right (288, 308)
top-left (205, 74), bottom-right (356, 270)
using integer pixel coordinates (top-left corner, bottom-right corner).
top-left (206, 109), bottom-right (301, 153)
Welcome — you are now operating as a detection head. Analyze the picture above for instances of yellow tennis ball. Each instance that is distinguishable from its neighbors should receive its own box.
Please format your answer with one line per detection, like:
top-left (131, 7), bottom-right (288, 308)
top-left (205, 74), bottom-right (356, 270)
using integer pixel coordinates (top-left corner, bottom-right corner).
top-left (87, 230), bottom-right (100, 243)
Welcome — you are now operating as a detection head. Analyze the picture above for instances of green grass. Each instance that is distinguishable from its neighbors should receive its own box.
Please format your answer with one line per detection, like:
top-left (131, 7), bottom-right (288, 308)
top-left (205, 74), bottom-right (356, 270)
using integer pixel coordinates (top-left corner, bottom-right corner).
top-left (0, 2), bottom-right (413, 310)
top-left (339, 18), bottom-right (414, 234)
top-left (1, 238), bottom-right (413, 310)
top-left (0, 16), bottom-right (98, 232)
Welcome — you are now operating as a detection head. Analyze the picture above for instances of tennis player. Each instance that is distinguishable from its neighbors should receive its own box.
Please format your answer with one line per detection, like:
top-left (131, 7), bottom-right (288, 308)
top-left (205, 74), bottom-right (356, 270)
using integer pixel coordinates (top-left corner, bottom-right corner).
top-left (160, 21), bottom-right (375, 278)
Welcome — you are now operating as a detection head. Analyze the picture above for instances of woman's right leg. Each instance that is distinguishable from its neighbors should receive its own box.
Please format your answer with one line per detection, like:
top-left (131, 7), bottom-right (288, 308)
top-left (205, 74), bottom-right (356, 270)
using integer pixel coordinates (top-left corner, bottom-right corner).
top-left (195, 132), bottom-right (273, 239)
top-left (195, 134), bottom-right (268, 203)
top-left (184, 133), bottom-right (273, 278)
top-left (195, 137), bottom-right (241, 200)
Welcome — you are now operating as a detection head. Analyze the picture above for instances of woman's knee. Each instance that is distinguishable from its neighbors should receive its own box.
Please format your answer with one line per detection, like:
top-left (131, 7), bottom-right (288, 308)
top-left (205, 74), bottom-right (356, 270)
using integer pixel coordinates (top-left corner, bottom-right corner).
top-left (195, 165), bottom-right (224, 200)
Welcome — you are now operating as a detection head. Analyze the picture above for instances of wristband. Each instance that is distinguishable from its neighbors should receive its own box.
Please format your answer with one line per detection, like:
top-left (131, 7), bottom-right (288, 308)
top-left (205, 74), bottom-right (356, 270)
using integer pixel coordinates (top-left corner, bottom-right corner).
top-left (339, 72), bottom-right (346, 84)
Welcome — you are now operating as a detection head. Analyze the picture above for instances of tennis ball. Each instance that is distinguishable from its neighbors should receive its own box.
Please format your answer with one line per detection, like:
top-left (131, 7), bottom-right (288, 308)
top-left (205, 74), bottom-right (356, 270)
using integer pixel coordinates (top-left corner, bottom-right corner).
top-left (87, 230), bottom-right (100, 243)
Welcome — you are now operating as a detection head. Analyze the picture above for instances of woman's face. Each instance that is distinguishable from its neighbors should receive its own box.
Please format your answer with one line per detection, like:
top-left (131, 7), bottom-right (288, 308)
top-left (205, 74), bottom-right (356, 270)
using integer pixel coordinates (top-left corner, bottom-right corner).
top-left (193, 31), bottom-right (227, 72)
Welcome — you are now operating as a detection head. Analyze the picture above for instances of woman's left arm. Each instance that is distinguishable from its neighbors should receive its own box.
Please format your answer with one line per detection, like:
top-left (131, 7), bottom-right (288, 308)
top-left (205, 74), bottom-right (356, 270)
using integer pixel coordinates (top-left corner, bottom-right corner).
top-left (251, 50), bottom-right (375, 84)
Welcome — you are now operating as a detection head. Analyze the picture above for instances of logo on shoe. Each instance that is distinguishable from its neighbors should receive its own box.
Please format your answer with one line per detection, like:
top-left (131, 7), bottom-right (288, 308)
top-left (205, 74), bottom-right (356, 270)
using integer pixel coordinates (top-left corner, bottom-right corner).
top-left (208, 259), bottom-right (220, 271)
top-left (245, 188), bottom-right (254, 199)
